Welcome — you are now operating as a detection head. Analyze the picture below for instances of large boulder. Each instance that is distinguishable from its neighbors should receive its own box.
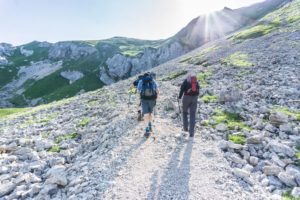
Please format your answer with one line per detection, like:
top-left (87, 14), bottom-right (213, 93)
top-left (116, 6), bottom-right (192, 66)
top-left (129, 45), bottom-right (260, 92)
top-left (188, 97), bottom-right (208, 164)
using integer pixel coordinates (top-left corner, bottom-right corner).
top-left (269, 112), bottom-right (288, 126)
top-left (46, 165), bottom-right (68, 186)
top-left (219, 88), bottom-right (242, 103)
top-left (268, 141), bottom-right (295, 157)
top-left (106, 54), bottom-right (132, 79)
top-left (278, 172), bottom-right (297, 187)
top-left (263, 165), bottom-right (282, 176)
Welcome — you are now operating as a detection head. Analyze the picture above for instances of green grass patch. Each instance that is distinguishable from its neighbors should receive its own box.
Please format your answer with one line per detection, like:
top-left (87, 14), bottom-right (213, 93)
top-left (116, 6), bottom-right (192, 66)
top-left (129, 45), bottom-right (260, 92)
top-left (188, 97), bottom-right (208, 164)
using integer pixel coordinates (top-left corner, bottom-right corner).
top-left (200, 45), bottom-right (219, 55)
top-left (228, 134), bottom-right (246, 145)
top-left (187, 55), bottom-right (210, 66)
top-left (55, 132), bottom-right (78, 144)
top-left (272, 106), bottom-right (300, 121)
top-left (48, 145), bottom-right (60, 153)
top-left (179, 57), bottom-right (192, 63)
top-left (283, 190), bottom-right (300, 200)
top-left (162, 70), bottom-right (187, 81)
top-left (201, 95), bottom-right (217, 103)
top-left (38, 113), bottom-right (58, 124)
top-left (212, 109), bottom-right (252, 131)
top-left (221, 52), bottom-right (253, 67)
top-left (296, 152), bottom-right (300, 160)
top-left (197, 71), bottom-right (212, 87)
top-left (233, 23), bottom-right (278, 40)
top-left (0, 108), bottom-right (29, 119)
top-left (77, 118), bottom-right (90, 127)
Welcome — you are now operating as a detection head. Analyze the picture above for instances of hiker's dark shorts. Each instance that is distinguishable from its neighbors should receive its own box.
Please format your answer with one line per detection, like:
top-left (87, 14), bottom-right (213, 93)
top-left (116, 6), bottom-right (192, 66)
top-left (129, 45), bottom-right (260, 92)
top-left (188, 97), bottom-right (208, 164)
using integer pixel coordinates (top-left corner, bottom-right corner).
top-left (141, 99), bottom-right (156, 114)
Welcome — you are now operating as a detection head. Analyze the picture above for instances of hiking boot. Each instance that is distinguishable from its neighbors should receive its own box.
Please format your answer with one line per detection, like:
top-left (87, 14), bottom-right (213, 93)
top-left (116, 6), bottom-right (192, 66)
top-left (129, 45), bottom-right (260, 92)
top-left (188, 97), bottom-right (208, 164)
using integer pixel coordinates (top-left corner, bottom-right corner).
top-left (189, 134), bottom-right (194, 137)
top-left (144, 127), bottom-right (151, 137)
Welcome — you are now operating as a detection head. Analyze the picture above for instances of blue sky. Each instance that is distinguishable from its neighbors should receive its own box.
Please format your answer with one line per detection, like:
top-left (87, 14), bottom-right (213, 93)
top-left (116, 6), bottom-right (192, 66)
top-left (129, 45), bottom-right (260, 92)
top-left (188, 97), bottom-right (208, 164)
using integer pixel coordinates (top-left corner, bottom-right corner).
top-left (0, 0), bottom-right (263, 45)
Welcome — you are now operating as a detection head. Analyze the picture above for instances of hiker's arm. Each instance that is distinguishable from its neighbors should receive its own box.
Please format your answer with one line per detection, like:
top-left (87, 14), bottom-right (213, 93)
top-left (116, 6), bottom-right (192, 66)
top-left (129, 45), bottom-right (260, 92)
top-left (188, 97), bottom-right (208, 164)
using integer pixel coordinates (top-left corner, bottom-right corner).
top-left (178, 81), bottom-right (185, 99)
top-left (137, 80), bottom-right (142, 93)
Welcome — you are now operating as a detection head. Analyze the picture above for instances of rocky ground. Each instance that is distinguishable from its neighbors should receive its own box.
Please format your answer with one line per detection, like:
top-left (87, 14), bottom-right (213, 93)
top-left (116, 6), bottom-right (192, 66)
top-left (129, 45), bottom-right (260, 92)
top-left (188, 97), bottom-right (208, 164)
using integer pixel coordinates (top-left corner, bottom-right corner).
top-left (0, 1), bottom-right (300, 199)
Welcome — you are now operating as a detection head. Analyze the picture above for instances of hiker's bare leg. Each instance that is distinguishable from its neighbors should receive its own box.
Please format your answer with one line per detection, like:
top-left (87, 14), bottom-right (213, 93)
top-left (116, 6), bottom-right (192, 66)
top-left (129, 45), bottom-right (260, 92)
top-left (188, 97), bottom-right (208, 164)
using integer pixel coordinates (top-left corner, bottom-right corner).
top-left (144, 113), bottom-right (150, 124)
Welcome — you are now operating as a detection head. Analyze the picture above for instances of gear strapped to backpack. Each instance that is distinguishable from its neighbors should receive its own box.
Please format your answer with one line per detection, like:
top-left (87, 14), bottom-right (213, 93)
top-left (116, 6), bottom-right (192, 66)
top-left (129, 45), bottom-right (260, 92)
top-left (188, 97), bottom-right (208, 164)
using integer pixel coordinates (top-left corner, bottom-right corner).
top-left (140, 75), bottom-right (157, 100)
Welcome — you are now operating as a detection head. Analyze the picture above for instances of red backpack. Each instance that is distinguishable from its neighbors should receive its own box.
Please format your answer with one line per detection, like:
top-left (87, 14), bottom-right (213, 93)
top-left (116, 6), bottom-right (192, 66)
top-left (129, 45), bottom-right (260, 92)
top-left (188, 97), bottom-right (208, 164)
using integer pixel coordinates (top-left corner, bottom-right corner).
top-left (185, 76), bottom-right (199, 96)
top-left (191, 76), bottom-right (197, 92)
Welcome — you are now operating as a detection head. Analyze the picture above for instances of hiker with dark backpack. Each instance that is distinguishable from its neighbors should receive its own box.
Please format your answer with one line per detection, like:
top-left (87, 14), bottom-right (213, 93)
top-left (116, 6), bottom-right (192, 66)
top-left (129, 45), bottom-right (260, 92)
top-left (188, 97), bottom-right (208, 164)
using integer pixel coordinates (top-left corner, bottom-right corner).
top-left (178, 73), bottom-right (200, 137)
top-left (137, 72), bottom-right (159, 137)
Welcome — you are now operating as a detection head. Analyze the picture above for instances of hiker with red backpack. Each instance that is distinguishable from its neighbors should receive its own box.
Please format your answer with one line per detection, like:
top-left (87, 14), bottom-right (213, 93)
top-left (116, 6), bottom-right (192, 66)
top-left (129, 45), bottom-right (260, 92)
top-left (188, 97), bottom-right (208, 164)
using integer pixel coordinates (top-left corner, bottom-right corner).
top-left (137, 72), bottom-right (159, 137)
top-left (178, 73), bottom-right (200, 137)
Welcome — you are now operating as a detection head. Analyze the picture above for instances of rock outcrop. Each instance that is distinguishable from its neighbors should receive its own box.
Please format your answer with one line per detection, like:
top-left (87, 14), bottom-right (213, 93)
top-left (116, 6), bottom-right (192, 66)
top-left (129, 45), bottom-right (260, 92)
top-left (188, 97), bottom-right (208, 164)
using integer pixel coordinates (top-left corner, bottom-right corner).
top-left (60, 71), bottom-right (84, 84)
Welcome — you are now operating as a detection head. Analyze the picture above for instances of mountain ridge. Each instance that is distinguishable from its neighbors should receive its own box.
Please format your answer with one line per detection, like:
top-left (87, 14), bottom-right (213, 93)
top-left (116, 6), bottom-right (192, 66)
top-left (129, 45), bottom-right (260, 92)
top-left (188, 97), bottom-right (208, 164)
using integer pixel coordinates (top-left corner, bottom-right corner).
top-left (0, 0), bottom-right (289, 108)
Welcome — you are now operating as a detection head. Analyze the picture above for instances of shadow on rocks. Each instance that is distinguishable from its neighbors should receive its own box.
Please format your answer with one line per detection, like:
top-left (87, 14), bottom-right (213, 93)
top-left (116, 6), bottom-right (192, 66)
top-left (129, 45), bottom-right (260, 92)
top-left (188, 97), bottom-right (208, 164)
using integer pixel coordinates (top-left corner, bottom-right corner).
top-left (147, 138), bottom-right (194, 200)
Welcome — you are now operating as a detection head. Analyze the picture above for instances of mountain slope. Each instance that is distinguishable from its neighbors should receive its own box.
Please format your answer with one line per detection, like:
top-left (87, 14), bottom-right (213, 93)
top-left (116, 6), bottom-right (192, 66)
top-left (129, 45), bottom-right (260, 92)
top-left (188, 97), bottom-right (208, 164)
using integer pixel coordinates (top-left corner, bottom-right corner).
top-left (0, 0), bottom-right (299, 199)
top-left (0, 0), bottom-right (288, 108)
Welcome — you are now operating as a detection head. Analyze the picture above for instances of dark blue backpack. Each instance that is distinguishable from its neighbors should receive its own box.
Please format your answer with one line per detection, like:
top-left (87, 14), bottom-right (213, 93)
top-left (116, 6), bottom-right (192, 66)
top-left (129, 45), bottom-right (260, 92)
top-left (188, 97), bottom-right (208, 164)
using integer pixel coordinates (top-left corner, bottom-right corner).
top-left (141, 76), bottom-right (157, 100)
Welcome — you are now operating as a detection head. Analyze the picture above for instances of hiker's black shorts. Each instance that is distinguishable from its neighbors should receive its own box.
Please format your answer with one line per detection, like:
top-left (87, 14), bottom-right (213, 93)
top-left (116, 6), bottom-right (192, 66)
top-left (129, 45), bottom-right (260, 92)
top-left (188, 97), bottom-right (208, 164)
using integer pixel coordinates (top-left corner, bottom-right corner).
top-left (141, 99), bottom-right (156, 115)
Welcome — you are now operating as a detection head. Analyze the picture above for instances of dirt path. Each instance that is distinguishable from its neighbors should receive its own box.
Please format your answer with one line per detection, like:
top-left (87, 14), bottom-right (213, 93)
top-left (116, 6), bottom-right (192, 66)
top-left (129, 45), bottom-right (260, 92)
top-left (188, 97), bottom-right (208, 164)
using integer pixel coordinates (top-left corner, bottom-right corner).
top-left (98, 117), bottom-right (272, 200)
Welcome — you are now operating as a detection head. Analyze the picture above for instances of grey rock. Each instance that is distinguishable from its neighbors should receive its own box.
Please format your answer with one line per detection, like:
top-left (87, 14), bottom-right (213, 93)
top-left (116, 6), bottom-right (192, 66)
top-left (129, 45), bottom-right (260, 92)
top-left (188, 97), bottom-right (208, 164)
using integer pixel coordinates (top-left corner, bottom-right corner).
top-left (269, 112), bottom-right (288, 126)
top-left (216, 123), bottom-right (228, 132)
top-left (219, 88), bottom-right (242, 103)
top-left (243, 164), bottom-right (254, 172)
top-left (46, 165), bottom-right (68, 186)
top-left (268, 141), bottom-right (295, 157)
top-left (294, 173), bottom-right (300, 186)
top-left (261, 178), bottom-right (269, 186)
top-left (228, 141), bottom-right (244, 150)
top-left (263, 165), bottom-right (282, 176)
top-left (265, 124), bottom-right (277, 133)
top-left (271, 154), bottom-right (286, 168)
top-left (279, 123), bottom-right (293, 134)
top-left (241, 150), bottom-right (251, 160)
top-left (278, 172), bottom-right (297, 187)
top-left (268, 176), bottom-right (283, 187)
top-left (0, 182), bottom-right (16, 197)
top-left (247, 135), bottom-right (263, 144)
top-left (233, 168), bottom-right (250, 179)
top-left (249, 156), bottom-right (259, 166)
